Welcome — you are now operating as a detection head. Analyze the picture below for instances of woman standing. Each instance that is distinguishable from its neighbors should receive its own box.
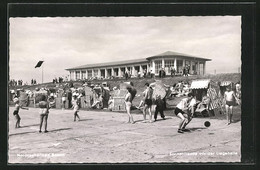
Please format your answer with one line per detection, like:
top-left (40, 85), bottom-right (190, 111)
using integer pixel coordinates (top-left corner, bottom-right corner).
top-left (39, 95), bottom-right (50, 133)
top-left (125, 87), bottom-right (134, 124)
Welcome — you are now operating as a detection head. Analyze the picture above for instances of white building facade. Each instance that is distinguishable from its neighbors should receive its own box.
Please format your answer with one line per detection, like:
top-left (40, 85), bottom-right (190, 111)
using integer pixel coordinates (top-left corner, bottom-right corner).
top-left (66, 51), bottom-right (211, 81)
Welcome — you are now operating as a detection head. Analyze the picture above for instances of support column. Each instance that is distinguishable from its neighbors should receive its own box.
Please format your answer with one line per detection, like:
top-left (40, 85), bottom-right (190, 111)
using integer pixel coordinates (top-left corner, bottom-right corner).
top-left (92, 69), bottom-right (94, 77)
top-left (162, 58), bottom-right (165, 69)
top-left (197, 62), bottom-right (200, 75)
top-left (105, 68), bottom-right (107, 78)
top-left (152, 60), bottom-right (155, 74)
top-left (118, 67), bottom-right (122, 77)
top-left (69, 71), bottom-right (72, 81)
top-left (98, 69), bottom-right (101, 78)
top-left (203, 62), bottom-right (206, 75)
top-left (140, 65), bottom-right (143, 73)
top-left (80, 70), bottom-right (82, 80)
top-left (111, 68), bottom-right (114, 76)
top-left (132, 66), bottom-right (135, 76)
top-left (74, 71), bottom-right (76, 80)
top-left (86, 70), bottom-right (88, 79)
top-left (174, 58), bottom-right (177, 70)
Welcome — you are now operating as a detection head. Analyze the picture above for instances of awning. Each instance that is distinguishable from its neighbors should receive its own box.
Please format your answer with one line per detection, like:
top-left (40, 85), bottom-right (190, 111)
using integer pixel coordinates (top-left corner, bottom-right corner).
top-left (220, 81), bottom-right (232, 86)
top-left (190, 79), bottom-right (211, 89)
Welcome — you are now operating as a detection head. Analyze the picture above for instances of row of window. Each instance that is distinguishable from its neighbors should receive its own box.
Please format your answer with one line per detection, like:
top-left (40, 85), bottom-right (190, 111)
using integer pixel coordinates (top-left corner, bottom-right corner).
top-left (154, 60), bottom-right (201, 74)
top-left (71, 60), bottom-right (203, 79)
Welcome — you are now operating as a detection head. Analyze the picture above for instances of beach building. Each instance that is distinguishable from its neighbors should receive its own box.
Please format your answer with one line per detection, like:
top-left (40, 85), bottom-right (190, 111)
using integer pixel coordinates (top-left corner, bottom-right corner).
top-left (66, 51), bottom-right (211, 80)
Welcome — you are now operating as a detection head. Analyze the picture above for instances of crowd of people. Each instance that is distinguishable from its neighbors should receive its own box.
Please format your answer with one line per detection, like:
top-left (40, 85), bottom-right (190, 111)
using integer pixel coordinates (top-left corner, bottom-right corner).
top-left (123, 80), bottom-right (241, 132)
top-left (53, 76), bottom-right (68, 84)
top-left (10, 79), bottom-right (241, 134)
top-left (9, 79), bottom-right (24, 86)
top-left (31, 79), bottom-right (37, 85)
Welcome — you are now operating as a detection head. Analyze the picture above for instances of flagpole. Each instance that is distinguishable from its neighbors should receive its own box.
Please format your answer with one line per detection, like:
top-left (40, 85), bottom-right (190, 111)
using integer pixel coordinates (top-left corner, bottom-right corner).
top-left (42, 63), bottom-right (43, 84)
top-left (42, 59), bottom-right (44, 84)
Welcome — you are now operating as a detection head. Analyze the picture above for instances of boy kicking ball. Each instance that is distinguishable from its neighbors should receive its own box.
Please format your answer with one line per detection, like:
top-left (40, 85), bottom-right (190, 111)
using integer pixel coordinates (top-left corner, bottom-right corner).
top-left (174, 93), bottom-right (196, 133)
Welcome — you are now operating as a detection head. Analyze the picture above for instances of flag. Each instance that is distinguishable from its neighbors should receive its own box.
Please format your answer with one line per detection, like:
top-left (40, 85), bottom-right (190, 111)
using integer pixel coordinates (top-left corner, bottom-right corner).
top-left (35, 61), bottom-right (44, 68)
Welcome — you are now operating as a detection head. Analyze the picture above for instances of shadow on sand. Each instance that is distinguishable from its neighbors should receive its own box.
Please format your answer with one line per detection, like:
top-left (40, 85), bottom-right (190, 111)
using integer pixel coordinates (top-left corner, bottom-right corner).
top-left (19, 124), bottom-right (39, 128)
top-left (78, 119), bottom-right (93, 122)
top-left (133, 117), bottom-right (171, 123)
top-left (187, 127), bottom-right (207, 132)
top-left (9, 128), bottom-right (72, 136)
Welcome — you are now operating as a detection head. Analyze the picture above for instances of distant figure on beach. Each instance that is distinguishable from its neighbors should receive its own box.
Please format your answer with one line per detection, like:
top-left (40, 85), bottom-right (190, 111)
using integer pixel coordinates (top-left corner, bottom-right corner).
top-left (13, 97), bottom-right (29, 128)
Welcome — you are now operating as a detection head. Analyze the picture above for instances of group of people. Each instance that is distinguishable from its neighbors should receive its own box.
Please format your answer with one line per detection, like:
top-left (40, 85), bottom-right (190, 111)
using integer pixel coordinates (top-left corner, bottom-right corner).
top-left (124, 68), bottom-right (156, 80)
top-left (12, 89), bottom-right (82, 133)
top-left (124, 82), bottom-right (194, 133)
top-left (53, 76), bottom-right (66, 84)
top-left (31, 79), bottom-right (37, 85)
top-left (123, 81), bottom-right (241, 133)
top-left (183, 64), bottom-right (191, 76)
top-left (9, 79), bottom-right (24, 87)
top-left (11, 79), bottom-right (241, 134)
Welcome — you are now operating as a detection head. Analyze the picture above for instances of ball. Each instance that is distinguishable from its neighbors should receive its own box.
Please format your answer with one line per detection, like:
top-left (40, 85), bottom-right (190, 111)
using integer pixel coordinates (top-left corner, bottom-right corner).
top-left (204, 121), bottom-right (211, 127)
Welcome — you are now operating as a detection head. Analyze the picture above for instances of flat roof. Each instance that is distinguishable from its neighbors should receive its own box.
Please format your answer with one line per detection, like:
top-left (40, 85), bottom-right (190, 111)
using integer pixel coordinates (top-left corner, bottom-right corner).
top-left (147, 51), bottom-right (211, 61)
top-left (66, 51), bottom-right (211, 70)
top-left (66, 58), bottom-right (147, 70)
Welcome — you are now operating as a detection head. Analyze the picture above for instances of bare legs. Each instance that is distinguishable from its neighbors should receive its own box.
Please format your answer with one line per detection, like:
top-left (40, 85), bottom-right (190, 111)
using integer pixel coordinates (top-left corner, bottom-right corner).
top-left (143, 105), bottom-right (152, 123)
top-left (15, 114), bottom-right (21, 128)
top-left (177, 113), bottom-right (188, 133)
top-left (225, 105), bottom-right (233, 125)
top-left (126, 102), bottom-right (134, 124)
top-left (74, 111), bottom-right (80, 121)
top-left (39, 114), bottom-right (48, 132)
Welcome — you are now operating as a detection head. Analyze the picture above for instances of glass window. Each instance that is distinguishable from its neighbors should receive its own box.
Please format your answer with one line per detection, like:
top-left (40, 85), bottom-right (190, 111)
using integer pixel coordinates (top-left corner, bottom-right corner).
top-left (87, 70), bottom-right (92, 78)
top-left (94, 69), bottom-right (98, 77)
top-left (177, 60), bottom-right (183, 73)
top-left (165, 60), bottom-right (174, 73)
top-left (82, 71), bottom-right (86, 79)
top-left (75, 71), bottom-right (80, 80)
top-left (70, 71), bottom-right (74, 80)
top-left (155, 60), bottom-right (162, 74)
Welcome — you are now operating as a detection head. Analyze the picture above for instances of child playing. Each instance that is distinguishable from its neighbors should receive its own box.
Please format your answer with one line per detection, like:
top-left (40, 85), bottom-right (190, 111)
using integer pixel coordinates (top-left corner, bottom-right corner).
top-left (174, 93), bottom-right (195, 133)
top-left (13, 97), bottom-right (29, 128)
top-left (154, 95), bottom-right (166, 121)
top-left (224, 86), bottom-right (239, 125)
top-left (71, 95), bottom-right (80, 121)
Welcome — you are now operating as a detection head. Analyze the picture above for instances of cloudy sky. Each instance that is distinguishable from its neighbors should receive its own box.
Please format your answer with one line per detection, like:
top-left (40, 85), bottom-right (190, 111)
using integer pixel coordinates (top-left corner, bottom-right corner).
top-left (9, 16), bottom-right (241, 84)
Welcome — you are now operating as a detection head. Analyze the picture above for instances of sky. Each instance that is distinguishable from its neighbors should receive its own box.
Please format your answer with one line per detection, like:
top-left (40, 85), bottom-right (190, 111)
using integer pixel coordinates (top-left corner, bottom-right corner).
top-left (9, 16), bottom-right (241, 84)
